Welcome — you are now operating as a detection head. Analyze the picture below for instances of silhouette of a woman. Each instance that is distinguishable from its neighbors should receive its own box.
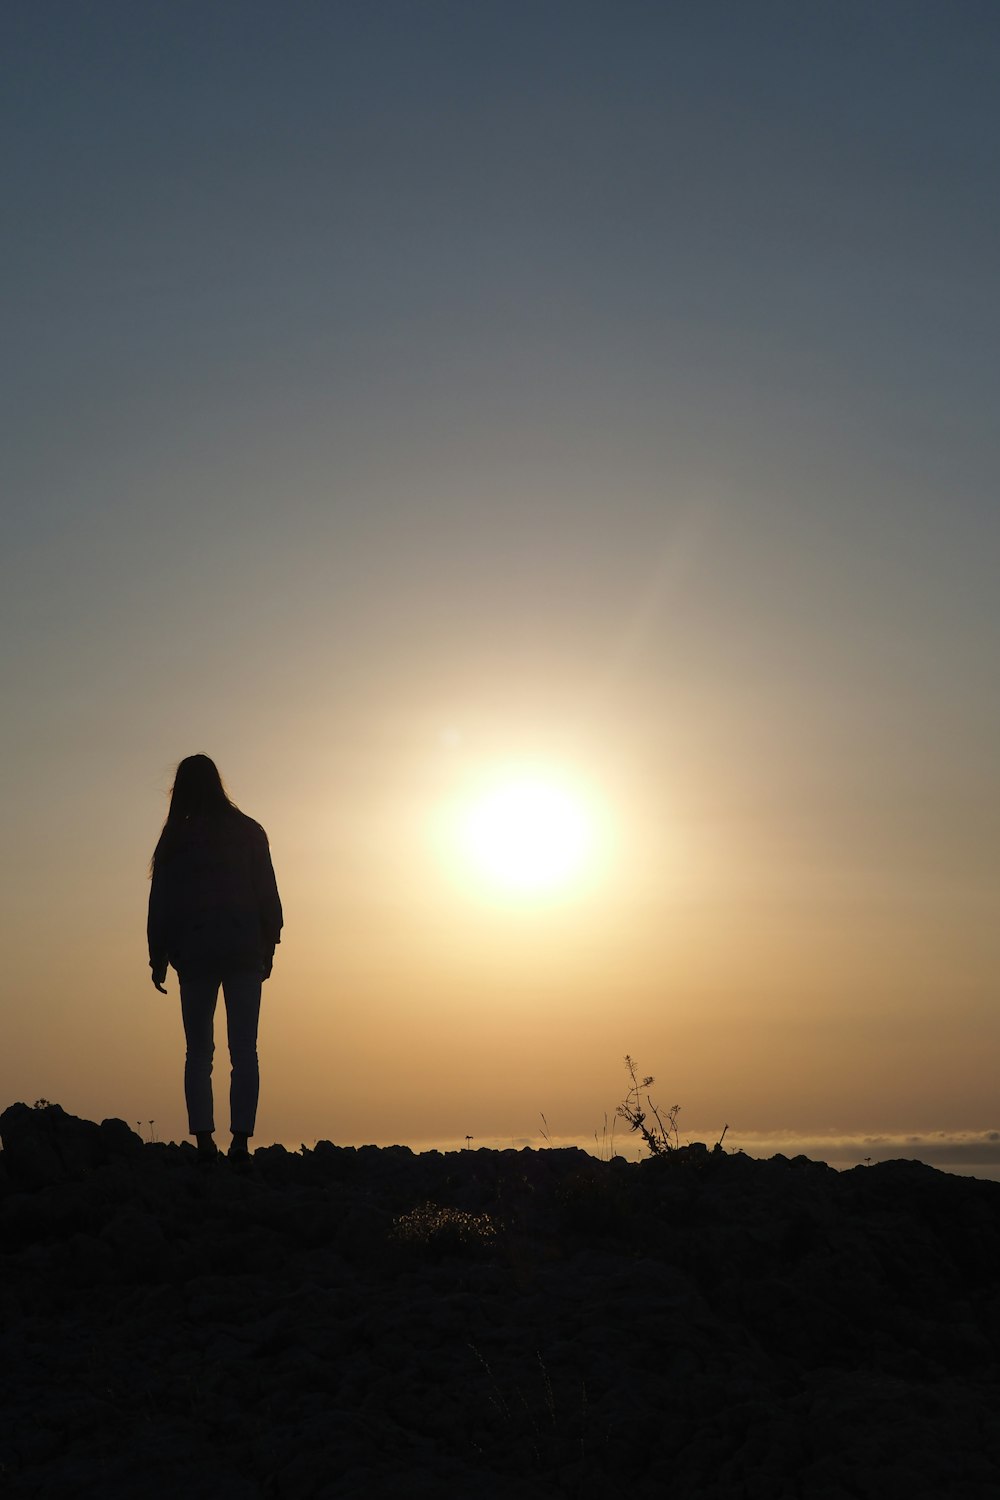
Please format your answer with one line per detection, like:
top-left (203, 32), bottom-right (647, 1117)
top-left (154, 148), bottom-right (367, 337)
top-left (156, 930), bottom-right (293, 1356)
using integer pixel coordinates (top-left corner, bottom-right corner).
top-left (148, 755), bottom-right (283, 1161)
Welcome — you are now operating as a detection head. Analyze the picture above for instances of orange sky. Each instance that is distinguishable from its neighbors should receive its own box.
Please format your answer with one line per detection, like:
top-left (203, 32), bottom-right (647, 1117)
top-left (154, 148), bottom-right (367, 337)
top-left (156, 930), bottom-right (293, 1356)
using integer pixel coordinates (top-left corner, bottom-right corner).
top-left (3, 3), bottom-right (999, 1172)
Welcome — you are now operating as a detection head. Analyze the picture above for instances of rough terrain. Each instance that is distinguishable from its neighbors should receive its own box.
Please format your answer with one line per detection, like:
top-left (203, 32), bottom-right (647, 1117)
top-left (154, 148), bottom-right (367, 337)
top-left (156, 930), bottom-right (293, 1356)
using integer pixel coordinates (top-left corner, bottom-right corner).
top-left (3, 1101), bottom-right (1000, 1498)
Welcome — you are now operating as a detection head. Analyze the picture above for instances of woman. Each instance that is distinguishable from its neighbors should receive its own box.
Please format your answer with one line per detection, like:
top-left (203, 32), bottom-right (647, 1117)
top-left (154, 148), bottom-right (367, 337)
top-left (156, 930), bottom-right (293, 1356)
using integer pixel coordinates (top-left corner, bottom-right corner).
top-left (148, 755), bottom-right (283, 1161)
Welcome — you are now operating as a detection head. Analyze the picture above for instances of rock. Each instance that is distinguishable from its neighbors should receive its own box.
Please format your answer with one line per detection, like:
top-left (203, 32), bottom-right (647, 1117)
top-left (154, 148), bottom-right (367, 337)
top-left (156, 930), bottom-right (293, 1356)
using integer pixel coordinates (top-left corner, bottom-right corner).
top-left (3, 1105), bottom-right (1000, 1496)
top-left (0, 1102), bottom-right (143, 1189)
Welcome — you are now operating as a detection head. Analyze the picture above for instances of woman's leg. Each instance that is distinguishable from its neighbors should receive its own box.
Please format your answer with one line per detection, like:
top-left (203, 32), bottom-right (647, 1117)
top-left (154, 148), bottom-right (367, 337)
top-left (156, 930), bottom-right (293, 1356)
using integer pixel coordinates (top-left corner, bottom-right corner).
top-left (222, 973), bottom-right (262, 1139)
top-left (179, 978), bottom-right (220, 1136)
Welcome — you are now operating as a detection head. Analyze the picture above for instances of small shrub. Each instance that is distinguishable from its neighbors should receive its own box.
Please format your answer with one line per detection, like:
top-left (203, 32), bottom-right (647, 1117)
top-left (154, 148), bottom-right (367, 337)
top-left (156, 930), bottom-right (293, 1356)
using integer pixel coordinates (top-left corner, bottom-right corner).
top-left (391, 1201), bottom-right (497, 1258)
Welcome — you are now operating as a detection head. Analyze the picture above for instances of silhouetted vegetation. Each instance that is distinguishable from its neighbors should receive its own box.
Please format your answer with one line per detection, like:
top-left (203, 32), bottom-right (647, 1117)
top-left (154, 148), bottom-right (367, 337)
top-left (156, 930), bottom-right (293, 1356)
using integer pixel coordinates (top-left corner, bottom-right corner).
top-left (615, 1054), bottom-right (681, 1155)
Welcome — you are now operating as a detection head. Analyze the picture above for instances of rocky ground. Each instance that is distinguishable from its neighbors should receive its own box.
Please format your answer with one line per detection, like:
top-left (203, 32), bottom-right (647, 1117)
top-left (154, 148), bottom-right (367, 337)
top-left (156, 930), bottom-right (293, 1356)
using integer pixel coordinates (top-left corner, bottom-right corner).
top-left (3, 1102), bottom-right (1000, 1498)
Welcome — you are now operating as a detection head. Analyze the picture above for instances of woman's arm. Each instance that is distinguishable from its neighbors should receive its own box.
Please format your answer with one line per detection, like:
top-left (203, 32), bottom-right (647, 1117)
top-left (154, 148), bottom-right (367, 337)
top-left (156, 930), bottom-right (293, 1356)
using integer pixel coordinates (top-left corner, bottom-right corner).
top-left (252, 827), bottom-right (283, 975)
top-left (147, 860), bottom-right (171, 991)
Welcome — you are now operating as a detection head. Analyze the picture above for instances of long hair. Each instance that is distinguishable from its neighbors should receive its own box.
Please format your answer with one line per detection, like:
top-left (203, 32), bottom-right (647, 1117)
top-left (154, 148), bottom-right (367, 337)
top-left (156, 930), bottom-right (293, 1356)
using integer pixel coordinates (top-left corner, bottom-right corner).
top-left (150, 754), bottom-right (242, 872)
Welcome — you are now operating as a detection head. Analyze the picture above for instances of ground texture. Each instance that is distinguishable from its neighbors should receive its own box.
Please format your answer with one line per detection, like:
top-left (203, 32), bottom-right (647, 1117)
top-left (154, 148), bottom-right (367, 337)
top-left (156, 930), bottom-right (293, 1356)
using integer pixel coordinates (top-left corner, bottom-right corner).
top-left (3, 1102), bottom-right (1000, 1498)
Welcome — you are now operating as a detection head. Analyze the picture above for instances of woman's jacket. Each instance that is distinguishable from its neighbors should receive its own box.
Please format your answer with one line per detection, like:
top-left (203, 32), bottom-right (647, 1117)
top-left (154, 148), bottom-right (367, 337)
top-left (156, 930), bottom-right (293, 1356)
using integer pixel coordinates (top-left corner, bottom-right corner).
top-left (148, 810), bottom-right (283, 982)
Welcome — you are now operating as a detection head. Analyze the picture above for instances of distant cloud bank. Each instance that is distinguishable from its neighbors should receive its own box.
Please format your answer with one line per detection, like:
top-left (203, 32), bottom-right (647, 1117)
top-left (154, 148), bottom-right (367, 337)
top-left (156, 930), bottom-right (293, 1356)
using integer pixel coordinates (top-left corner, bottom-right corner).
top-left (724, 1130), bottom-right (1000, 1174)
top-left (379, 1128), bottom-right (1000, 1180)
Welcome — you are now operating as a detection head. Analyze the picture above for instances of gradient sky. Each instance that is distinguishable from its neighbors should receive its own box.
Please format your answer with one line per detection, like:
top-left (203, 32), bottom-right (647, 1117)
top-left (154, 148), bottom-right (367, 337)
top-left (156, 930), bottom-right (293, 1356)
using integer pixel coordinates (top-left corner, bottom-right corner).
top-left (3, 1), bottom-right (999, 1167)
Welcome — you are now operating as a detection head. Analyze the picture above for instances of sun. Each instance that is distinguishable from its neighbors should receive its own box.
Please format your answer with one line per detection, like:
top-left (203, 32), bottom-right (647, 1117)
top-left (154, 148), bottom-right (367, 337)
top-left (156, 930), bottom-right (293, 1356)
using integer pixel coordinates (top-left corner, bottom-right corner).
top-left (460, 773), bottom-right (596, 896)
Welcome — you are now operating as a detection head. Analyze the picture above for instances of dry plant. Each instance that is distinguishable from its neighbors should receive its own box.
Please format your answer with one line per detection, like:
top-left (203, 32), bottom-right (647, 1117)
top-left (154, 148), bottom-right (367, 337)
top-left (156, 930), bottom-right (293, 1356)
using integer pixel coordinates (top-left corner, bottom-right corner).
top-left (593, 1111), bottom-right (616, 1161)
top-left (615, 1055), bottom-right (681, 1156)
top-left (468, 1343), bottom-right (599, 1485)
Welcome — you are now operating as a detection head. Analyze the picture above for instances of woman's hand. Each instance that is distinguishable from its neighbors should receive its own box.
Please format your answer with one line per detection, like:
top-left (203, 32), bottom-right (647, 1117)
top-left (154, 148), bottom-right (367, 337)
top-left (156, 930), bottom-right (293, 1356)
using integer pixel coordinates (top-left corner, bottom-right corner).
top-left (151, 964), bottom-right (168, 994)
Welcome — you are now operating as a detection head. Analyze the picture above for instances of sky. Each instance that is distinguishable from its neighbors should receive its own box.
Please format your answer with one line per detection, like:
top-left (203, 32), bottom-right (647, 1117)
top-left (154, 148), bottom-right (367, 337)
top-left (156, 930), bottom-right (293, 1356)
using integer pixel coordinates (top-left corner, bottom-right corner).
top-left (2, 1), bottom-right (999, 1171)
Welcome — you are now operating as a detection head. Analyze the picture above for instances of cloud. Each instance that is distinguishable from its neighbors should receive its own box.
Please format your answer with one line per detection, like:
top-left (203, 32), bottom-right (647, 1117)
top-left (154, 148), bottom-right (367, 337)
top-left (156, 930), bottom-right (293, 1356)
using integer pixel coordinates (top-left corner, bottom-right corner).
top-left (721, 1130), bottom-right (1000, 1172)
top-left (517, 1127), bottom-right (1000, 1176)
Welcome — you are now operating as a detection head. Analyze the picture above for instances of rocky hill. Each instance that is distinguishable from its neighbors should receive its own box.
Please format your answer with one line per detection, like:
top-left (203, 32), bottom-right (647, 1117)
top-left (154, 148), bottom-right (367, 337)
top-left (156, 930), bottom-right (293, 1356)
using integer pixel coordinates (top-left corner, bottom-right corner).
top-left (3, 1101), bottom-right (1000, 1498)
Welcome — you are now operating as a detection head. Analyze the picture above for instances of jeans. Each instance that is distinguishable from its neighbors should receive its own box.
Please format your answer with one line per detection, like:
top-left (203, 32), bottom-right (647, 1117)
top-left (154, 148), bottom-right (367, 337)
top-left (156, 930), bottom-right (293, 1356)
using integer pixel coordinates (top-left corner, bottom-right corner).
top-left (180, 973), bottom-right (262, 1136)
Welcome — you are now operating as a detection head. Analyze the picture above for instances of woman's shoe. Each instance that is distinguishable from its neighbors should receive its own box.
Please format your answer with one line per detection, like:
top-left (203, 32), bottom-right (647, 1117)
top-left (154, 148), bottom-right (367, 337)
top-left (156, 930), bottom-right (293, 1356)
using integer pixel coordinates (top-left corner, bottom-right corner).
top-left (228, 1130), bottom-right (251, 1160)
top-left (195, 1130), bottom-right (219, 1165)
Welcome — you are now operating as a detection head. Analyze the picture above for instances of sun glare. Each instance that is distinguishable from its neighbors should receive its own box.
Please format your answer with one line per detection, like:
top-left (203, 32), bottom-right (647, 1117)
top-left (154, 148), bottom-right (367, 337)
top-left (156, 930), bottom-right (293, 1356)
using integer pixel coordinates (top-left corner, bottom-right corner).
top-left (460, 774), bottom-right (596, 896)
